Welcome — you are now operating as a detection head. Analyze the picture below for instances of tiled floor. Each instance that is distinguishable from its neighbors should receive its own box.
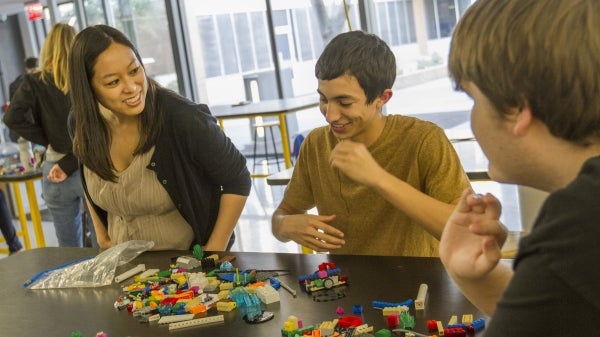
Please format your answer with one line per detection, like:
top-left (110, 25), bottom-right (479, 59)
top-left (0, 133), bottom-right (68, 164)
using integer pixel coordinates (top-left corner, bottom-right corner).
top-left (1, 78), bottom-right (528, 257)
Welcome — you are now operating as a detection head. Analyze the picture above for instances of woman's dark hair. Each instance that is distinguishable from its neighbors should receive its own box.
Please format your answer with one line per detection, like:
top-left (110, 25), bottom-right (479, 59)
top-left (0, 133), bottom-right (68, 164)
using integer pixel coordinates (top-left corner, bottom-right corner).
top-left (69, 25), bottom-right (162, 182)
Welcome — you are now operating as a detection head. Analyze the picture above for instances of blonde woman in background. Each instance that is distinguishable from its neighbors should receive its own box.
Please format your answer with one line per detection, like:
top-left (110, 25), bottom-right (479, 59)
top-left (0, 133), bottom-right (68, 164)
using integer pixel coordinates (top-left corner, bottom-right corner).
top-left (4, 23), bottom-right (95, 247)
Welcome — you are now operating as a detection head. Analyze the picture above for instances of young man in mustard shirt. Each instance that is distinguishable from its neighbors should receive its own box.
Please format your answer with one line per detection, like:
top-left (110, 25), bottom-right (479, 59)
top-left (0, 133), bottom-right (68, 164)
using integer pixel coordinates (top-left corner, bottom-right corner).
top-left (272, 31), bottom-right (470, 256)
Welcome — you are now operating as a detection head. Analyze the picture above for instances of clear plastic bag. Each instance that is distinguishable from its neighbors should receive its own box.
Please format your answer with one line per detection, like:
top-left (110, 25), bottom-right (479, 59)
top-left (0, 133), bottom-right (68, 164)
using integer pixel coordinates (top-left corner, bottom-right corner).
top-left (26, 240), bottom-right (155, 289)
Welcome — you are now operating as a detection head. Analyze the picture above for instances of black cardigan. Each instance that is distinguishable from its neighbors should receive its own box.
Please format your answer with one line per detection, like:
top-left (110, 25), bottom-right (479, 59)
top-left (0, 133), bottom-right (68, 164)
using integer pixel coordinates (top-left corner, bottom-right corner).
top-left (4, 72), bottom-right (79, 175)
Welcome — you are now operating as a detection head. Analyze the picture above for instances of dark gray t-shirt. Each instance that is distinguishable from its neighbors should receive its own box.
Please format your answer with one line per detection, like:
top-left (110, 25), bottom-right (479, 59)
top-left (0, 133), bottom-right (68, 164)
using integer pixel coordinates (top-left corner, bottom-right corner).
top-left (485, 156), bottom-right (600, 336)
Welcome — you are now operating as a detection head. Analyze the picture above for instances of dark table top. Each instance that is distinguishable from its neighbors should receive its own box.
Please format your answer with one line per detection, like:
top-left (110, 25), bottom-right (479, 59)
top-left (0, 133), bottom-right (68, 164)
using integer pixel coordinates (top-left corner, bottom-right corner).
top-left (0, 169), bottom-right (42, 182)
top-left (0, 248), bottom-right (487, 336)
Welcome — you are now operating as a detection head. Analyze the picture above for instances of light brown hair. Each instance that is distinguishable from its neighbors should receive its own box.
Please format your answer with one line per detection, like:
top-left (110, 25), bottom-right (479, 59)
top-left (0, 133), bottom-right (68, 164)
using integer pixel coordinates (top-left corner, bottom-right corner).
top-left (449, 0), bottom-right (600, 144)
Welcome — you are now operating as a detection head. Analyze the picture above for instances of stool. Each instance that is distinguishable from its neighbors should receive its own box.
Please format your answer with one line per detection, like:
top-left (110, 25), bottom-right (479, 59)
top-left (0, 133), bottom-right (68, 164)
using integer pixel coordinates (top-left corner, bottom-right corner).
top-left (251, 121), bottom-right (283, 177)
top-left (0, 172), bottom-right (45, 254)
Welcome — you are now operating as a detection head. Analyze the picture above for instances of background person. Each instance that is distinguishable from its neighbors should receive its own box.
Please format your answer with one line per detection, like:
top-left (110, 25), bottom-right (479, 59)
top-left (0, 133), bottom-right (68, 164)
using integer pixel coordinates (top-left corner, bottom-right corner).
top-left (7, 57), bottom-right (38, 144)
top-left (439, 0), bottom-right (600, 335)
top-left (68, 25), bottom-right (251, 251)
top-left (3, 23), bottom-right (93, 247)
top-left (0, 190), bottom-right (23, 254)
top-left (272, 31), bottom-right (470, 256)
top-left (8, 57), bottom-right (39, 102)
top-left (0, 58), bottom-right (39, 254)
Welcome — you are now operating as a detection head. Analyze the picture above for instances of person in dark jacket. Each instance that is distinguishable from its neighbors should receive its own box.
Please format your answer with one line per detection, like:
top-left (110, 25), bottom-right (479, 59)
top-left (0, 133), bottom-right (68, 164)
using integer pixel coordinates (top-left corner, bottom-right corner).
top-left (7, 57), bottom-right (38, 142)
top-left (0, 58), bottom-right (38, 253)
top-left (68, 25), bottom-right (251, 251)
top-left (8, 57), bottom-right (39, 101)
top-left (4, 23), bottom-right (93, 247)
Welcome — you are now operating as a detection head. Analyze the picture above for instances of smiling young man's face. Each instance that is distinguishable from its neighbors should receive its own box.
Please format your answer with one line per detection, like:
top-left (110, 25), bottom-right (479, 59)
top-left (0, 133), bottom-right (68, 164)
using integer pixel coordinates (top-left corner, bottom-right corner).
top-left (318, 74), bottom-right (388, 146)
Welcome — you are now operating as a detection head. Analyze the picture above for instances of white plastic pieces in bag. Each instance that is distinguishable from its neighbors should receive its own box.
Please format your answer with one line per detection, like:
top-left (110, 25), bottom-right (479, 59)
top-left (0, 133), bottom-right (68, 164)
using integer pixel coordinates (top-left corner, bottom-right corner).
top-left (25, 240), bottom-right (154, 289)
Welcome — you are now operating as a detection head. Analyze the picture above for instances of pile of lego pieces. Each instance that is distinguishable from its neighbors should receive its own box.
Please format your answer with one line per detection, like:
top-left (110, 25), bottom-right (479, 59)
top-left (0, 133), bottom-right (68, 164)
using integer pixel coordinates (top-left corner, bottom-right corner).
top-left (112, 254), bottom-right (282, 330)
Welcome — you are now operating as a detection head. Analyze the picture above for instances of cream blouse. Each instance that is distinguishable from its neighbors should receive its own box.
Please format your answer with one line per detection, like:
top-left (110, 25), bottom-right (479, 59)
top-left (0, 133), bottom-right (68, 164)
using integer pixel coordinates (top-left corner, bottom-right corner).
top-left (84, 147), bottom-right (193, 250)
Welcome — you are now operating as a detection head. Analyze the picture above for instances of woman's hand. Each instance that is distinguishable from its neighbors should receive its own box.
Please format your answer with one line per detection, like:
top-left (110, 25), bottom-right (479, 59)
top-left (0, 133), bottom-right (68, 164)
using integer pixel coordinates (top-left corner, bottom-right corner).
top-left (47, 163), bottom-right (67, 183)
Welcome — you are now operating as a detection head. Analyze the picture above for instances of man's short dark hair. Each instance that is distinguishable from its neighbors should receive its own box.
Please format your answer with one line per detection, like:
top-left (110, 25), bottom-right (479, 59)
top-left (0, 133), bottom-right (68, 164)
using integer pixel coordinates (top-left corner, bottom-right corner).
top-left (315, 30), bottom-right (396, 105)
top-left (24, 57), bottom-right (38, 69)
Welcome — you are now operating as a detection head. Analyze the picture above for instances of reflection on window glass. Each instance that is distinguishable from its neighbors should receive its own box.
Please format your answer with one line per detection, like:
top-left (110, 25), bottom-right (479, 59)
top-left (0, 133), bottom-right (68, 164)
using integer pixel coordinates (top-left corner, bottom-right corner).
top-left (423, 0), bottom-right (461, 39)
top-left (370, 0), bottom-right (417, 46)
top-left (216, 14), bottom-right (239, 75)
top-left (457, 0), bottom-right (472, 15)
top-left (436, 0), bottom-right (457, 37)
top-left (84, 0), bottom-right (106, 25)
top-left (272, 9), bottom-right (287, 26)
top-left (110, 0), bottom-right (179, 92)
top-left (272, 7), bottom-right (292, 66)
top-left (310, 0), bottom-right (355, 43)
top-left (197, 10), bottom-right (272, 80)
top-left (198, 16), bottom-right (220, 78)
top-left (276, 34), bottom-right (291, 61)
top-left (57, 2), bottom-right (77, 27)
top-left (251, 12), bottom-right (272, 69)
top-left (403, 2), bottom-right (416, 44)
top-left (294, 9), bottom-right (314, 62)
top-left (234, 13), bottom-right (255, 72)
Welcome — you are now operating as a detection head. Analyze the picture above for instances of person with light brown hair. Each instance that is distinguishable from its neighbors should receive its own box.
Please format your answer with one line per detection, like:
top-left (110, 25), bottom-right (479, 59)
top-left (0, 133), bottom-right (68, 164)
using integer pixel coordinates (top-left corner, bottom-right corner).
top-left (440, 0), bottom-right (600, 335)
top-left (4, 23), bottom-right (93, 247)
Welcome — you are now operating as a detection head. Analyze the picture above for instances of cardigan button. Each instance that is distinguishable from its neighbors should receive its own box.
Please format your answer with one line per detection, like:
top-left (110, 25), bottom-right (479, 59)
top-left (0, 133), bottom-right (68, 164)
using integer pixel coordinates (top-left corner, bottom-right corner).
top-left (150, 162), bottom-right (156, 167)
top-left (162, 179), bottom-right (167, 184)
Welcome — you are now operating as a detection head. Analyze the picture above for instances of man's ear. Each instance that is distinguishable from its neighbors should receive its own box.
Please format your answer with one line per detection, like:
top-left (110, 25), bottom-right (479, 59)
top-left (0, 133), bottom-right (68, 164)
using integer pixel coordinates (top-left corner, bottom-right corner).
top-left (377, 89), bottom-right (393, 108)
top-left (513, 102), bottom-right (533, 136)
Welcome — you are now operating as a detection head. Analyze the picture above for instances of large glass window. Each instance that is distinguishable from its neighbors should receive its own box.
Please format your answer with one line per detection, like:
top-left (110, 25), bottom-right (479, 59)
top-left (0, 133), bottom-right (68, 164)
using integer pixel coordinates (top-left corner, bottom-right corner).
top-left (109, 0), bottom-right (179, 92)
top-left (197, 10), bottom-right (272, 80)
top-left (39, 0), bottom-right (179, 92)
top-left (436, 0), bottom-right (457, 37)
top-left (35, 0), bottom-right (473, 108)
top-left (183, 0), bottom-right (362, 105)
top-left (83, 0), bottom-right (107, 25)
top-left (185, 1), bottom-right (275, 104)
top-left (372, 0), bottom-right (416, 46)
top-left (424, 0), bottom-right (462, 39)
top-left (42, 2), bottom-right (78, 28)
